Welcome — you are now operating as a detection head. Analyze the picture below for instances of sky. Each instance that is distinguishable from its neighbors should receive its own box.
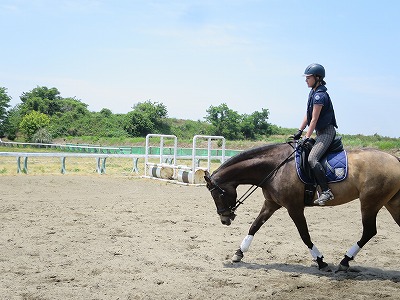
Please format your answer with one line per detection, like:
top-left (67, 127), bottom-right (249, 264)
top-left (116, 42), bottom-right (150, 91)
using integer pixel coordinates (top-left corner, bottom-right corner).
top-left (0, 0), bottom-right (399, 138)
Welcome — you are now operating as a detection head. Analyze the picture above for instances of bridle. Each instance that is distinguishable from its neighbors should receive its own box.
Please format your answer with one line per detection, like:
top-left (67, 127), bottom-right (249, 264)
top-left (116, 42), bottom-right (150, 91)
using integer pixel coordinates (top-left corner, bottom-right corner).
top-left (207, 181), bottom-right (229, 215)
top-left (207, 142), bottom-right (298, 215)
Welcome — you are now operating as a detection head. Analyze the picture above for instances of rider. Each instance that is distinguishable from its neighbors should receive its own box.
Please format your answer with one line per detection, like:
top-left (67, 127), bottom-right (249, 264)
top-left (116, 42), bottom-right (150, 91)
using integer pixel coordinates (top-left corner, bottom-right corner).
top-left (293, 63), bottom-right (338, 205)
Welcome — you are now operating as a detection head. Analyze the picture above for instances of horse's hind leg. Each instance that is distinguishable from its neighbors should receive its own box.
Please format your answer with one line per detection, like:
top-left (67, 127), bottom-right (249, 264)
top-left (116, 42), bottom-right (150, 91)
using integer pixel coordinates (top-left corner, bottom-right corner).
top-left (338, 190), bottom-right (400, 271)
top-left (232, 200), bottom-right (281, 262)
top-left (385, 190), bottom-right (400, 226)
top-left (338, 198), bottom-right (383, 272)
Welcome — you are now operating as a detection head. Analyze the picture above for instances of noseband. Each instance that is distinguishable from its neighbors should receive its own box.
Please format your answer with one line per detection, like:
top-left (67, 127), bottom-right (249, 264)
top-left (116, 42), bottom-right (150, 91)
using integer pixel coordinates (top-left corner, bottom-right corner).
top-left (206, 180), bottom-right (233, 215)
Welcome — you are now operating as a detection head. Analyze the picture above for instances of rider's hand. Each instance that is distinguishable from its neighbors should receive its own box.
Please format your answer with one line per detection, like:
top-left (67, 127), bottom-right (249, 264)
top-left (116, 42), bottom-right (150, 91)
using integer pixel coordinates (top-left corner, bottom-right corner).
top-left (292, 129), bottom-right (303, 140)
top-left (298, 137), bottom-right (313, 150)
top-left (300, 137), bottom-right (310, 145)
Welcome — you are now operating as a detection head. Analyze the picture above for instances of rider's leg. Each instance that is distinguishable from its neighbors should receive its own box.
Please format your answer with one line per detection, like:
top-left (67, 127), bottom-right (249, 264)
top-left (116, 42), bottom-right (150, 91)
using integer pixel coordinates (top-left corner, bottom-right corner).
top-left (308, 125), bottom-right (336, 205)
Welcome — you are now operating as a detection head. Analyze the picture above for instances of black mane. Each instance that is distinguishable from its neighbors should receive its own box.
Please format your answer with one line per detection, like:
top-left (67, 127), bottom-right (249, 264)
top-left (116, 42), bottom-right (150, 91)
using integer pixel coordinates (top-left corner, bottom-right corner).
top-left (214, 143), bottom-right (284, 173)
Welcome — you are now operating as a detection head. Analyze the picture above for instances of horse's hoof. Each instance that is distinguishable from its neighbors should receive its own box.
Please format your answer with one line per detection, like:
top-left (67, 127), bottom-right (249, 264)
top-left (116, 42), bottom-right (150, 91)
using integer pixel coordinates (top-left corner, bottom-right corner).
top-left (335, 264), bottom-right (349, 273)
top-left (231, 249), bottom-right (243, 262)
top-left (316, 257), bottom-right (331, 271)
top-left (319, 264), bottom-right (332, 272)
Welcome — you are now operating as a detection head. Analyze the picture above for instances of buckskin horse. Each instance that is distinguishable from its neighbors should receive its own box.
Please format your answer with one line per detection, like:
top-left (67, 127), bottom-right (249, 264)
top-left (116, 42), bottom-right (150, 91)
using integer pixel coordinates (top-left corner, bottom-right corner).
top-left (204, 142), bottom-right (400, 271)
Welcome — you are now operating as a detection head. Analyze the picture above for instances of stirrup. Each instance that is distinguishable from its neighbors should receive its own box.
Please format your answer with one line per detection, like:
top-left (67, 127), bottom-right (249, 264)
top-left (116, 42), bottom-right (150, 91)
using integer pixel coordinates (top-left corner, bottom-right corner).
top-left (314, 190), bottom-right (334, 206)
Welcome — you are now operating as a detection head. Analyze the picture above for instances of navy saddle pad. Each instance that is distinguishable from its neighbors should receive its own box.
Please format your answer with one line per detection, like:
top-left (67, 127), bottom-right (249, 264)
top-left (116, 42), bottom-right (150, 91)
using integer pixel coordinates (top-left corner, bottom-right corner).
top-left (295, 146), bottom-right (348, 185)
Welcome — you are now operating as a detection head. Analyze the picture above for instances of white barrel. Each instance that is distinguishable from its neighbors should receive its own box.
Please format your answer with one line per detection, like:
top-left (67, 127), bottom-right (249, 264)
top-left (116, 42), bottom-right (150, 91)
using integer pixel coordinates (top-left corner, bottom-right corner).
top-left (148, 166), bottom-right (174, 179)
top-left (177, 169), bottom-right (206, 184)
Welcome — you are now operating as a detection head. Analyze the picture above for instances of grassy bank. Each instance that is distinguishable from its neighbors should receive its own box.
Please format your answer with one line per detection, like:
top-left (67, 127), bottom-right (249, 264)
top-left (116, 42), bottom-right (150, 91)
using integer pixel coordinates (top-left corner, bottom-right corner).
top-left (2, 133), bottom-right (399, 152)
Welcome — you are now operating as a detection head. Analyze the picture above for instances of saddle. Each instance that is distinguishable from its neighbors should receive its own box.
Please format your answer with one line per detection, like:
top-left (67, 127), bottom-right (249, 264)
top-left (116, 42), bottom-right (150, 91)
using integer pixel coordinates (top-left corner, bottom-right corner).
top-left (295, 136), bottom-right (348, 206)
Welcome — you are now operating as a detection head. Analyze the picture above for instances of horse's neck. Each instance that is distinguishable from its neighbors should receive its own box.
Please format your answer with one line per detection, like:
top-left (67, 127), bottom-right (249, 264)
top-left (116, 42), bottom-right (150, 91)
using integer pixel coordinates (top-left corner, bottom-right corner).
top-left (217, 144), bottom-right (291, 187)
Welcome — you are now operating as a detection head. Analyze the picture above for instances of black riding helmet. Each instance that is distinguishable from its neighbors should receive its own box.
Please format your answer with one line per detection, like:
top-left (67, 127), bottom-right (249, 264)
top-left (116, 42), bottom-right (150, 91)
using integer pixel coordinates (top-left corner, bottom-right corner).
top-left (304, 63), bottom-right (326, 86)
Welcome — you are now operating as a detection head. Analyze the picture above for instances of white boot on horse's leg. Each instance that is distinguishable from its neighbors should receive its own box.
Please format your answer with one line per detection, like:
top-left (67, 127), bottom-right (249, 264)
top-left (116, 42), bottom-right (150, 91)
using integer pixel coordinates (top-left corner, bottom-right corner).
top-left (232, 235), bottom-right (254, 262)
top-left (240, 235), bottom-right (254, 252)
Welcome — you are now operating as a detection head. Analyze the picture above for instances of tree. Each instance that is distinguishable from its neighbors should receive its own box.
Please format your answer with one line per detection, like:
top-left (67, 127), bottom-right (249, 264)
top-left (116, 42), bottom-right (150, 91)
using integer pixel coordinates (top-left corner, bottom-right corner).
top-left (205, 103), bottom-right (243, 140)
top-left (124, 100), bottom-right (169, 137)
top-left (19, 111), bottom-right (51, 142)
top-left (57, 97), bottom-right (89, 115)
top-left (20, 86), bottom-right (62, 116)
top-left (32, 128), bottom-right (52, 144)
top-left (133, 100), bottom-right (168, 126)
top-left (241, 108), bottom-right (271, 139)
top-left (124, 110), bottom-right (154, 137)
top-left (0, 87), bottom-right (11, 136)
top-left (168, 118), bottom-right (213, 139)
top-left (2, 105), bottom-right (22, 140)
top-left (240, 114), bottom-right (256, 139)
top-left (100, 108), bottom-right (113, 118)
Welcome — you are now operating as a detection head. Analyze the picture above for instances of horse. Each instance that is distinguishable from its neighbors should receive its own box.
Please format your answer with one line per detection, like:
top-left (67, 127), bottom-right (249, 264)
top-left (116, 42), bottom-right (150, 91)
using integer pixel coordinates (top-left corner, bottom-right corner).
top-left (204, 142), bottom-right (400, 271)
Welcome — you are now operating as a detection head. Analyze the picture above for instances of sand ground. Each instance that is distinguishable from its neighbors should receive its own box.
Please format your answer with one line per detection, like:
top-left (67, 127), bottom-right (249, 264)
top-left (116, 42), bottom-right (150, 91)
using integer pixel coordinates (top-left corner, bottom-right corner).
top-left (0, 175), bottom-right (399, 299)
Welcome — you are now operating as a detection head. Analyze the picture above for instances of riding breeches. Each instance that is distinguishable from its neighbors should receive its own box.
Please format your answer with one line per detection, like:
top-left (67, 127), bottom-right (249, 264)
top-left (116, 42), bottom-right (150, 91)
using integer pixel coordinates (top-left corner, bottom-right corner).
top-left (308, 125), bottom-right (336, 168)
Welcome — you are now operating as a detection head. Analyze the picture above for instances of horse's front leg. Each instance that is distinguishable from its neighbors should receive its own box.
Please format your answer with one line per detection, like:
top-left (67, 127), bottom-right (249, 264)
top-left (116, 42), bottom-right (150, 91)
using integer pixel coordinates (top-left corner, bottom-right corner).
top-left (287, 208), bottom-right (330, 271)
top-left (232, 200), bottom-right (281, 262)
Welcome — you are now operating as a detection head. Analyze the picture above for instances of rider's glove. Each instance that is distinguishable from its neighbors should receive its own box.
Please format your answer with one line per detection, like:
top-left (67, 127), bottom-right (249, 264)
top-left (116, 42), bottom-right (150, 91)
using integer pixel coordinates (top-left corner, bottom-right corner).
top-left (299, 137), bottom-right (310, 145)
top-left (298, 137), bottom-right (314, 150)
top-left (292, 129), bottom-right (303, 140)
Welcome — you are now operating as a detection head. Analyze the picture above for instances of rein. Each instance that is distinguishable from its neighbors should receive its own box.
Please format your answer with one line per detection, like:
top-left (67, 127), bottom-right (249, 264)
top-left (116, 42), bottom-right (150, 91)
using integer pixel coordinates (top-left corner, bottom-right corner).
top-left (232, 142), bottom-right (297, 212)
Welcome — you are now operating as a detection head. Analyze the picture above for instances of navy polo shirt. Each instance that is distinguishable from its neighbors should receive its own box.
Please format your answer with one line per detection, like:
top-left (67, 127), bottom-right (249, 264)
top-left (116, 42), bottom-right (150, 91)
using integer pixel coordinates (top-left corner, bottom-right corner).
top-left (306, 85), bottom-right (338, 131)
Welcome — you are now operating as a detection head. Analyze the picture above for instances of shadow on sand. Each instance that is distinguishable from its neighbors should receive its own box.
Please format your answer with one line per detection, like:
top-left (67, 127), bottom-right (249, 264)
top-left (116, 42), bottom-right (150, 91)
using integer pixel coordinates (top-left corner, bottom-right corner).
top-left (223, 260), bottom-right (400, 282)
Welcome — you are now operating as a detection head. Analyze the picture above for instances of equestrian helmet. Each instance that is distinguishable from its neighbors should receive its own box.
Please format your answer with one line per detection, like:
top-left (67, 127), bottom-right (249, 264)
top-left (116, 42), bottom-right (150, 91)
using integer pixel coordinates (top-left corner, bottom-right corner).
top-left (304, 63), bottom-right (325, 79)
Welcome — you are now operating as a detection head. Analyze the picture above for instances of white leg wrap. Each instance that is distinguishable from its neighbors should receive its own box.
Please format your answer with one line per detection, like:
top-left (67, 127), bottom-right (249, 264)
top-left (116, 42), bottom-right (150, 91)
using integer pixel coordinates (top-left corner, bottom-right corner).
top-left (346, 243), bottom-right (361, 259)
top-left (240, 235), bottom-right (254, 252)
top-left (309, 245), bottom-right (322, 260)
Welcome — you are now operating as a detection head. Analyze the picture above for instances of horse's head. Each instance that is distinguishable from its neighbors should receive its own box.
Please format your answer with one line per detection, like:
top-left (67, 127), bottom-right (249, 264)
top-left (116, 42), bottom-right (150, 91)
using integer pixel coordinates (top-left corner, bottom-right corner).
top-left (204, 171), bottom-right (237, 226)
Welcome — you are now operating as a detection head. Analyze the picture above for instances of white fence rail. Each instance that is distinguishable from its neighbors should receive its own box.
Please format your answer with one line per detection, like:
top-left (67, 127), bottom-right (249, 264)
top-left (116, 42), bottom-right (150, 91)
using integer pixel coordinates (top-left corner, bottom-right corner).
top-left (0, 136), bottom-right (234, 177)
top-left (0, 152), bottom-right (143, 174)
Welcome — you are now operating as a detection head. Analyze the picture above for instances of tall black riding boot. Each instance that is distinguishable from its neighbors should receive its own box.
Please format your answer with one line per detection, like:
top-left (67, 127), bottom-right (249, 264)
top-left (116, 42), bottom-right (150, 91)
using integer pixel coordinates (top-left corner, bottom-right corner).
top-left (311, 163), bottom-right (334, 205)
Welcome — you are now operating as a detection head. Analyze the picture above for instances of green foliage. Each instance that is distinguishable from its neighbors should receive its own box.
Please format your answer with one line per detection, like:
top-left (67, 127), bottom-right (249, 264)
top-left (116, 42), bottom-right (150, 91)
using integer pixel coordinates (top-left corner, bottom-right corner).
top-left (19, 111), bottom-right (51, 141)
top-left (241, 109), bottom-right (271, 139)
top-left (2, 105), bottom-right (23, 140)
top-left (100, 108), bottom-right (113, 117)
top-left (32, 128), bottom-right (52, 144)
top-left (133, 100), bottom-right (168, 119)
top-left (168, 118), bottom-right (213, 139)
top-left (57, 97), bottom-right (89, 115)
top-left (268, 125), bottom-right (297, 135)
top-left (0, 87), bottom-right (11, 136)
top-left (2, 85), bottom-right (398, 151)
top-left (206, 103), bottom-right (243, 140)
top-left (87, 112), bottom-right (128, 138)
top-left (205, 103), bottom-right (273, 140)
top-left (20, 86), bottom-right (62, 116)
top-left (20, 86), bottom-right (60, 103)
top-left (50, 111), bottom-right (128, 138)
top-left (124, 100), bottom-right (170, 137)
top-left (124, 110), bottom-right (155, 136)
top-left (341, 134), bottom-right (400, 150)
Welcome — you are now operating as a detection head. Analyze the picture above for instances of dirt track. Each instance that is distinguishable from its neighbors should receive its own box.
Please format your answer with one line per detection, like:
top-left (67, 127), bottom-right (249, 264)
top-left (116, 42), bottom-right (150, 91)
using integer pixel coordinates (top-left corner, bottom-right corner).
top-left (0, 175), bottom-right (399, 299)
